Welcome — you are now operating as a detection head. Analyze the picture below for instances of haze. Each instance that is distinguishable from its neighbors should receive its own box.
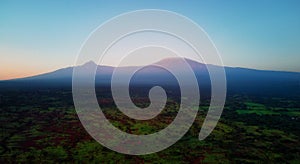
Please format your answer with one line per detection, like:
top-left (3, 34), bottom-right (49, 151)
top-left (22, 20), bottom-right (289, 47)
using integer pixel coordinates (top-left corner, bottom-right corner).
top-left (1, 0), bottom-right (300, 80)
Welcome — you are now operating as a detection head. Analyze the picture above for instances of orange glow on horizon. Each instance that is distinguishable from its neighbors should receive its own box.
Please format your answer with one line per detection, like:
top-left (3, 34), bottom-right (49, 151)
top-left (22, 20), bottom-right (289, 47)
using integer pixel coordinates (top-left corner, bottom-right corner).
top-left (1, 67), bottom-right (51, 80)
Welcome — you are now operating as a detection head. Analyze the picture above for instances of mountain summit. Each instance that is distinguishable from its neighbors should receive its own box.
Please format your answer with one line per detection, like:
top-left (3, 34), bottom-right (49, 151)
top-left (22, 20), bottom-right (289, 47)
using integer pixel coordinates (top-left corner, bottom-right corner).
top-left (81, 61), bottom-right (97, 68)
top-left (0, 57), bottom-right (299, 96)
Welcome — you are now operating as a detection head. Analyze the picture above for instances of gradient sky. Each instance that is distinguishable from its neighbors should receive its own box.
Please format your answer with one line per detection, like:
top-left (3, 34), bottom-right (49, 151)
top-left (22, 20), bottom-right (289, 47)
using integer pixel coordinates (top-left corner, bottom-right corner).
top-left (1, 0), bottom-right (300, 80)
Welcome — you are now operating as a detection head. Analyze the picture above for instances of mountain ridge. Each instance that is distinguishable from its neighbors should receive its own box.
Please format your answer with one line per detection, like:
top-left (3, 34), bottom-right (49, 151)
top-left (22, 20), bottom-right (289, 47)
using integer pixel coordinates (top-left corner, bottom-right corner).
top-left (0, 57), bottom-right (299, 97)
top-left (2, 57), bottom-right (299, 82)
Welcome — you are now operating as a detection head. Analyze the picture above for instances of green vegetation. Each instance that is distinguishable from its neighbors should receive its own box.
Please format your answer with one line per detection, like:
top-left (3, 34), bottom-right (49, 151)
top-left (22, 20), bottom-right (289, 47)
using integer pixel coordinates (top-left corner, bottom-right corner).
top-left (0, 89), bottom-right (299, 163)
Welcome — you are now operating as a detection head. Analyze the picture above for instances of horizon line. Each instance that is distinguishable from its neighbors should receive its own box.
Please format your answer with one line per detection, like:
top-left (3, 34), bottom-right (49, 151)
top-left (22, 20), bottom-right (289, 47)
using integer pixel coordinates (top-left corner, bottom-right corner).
top-left (1, 57), bottom-right (299, 81)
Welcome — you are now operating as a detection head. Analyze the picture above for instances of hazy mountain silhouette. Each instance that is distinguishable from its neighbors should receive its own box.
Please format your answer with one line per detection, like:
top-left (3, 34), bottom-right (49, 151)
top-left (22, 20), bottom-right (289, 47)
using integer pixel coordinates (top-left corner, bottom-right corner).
top-left (1, 58), bottom-right (299, 97)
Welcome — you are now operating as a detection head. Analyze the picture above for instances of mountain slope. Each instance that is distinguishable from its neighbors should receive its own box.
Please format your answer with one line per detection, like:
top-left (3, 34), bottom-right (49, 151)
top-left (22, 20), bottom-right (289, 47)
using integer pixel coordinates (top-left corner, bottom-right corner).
top-left (0, 58), bottom-right (299, 97)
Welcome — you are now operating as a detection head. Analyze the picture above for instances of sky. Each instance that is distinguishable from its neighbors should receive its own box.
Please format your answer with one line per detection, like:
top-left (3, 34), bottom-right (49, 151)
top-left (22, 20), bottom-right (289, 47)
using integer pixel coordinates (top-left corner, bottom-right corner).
top-left (1, 0), bottom-right (300, 80)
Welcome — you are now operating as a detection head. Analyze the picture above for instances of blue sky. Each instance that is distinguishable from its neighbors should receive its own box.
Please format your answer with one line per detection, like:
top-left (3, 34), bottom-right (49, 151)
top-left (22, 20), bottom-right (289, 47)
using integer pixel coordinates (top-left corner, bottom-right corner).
top-left (1, 0), bottom-right (300, 79)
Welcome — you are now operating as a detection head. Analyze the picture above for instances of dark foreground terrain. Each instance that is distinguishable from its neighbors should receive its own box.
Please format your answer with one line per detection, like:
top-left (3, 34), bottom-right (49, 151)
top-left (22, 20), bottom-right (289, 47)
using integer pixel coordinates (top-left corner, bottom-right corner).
top-left (0, 86), bottom-right (299, 163)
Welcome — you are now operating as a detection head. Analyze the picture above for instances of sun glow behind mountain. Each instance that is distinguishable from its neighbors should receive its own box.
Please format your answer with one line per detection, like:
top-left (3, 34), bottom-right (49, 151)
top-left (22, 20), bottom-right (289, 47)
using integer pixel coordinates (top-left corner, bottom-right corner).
top-left (1, 1), bottom-right (300, 80)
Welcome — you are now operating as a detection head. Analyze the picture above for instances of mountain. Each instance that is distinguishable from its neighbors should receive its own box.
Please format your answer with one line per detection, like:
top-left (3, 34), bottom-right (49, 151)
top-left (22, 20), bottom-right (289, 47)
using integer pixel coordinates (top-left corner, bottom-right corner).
top-left (0, 58), bottom-right (299, 97)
